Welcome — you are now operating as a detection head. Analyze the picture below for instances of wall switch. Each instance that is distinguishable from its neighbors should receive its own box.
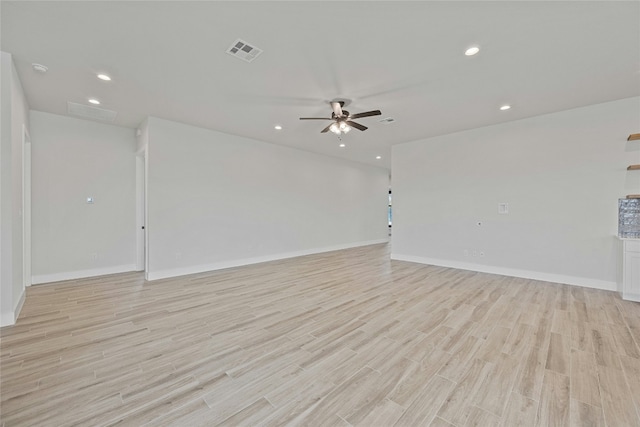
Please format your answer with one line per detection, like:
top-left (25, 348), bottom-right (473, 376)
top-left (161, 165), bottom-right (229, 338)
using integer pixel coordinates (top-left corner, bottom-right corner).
top-left (90, 252), bottom-right (98, 261)
top-left (498, 203), bottom-right (509, 214)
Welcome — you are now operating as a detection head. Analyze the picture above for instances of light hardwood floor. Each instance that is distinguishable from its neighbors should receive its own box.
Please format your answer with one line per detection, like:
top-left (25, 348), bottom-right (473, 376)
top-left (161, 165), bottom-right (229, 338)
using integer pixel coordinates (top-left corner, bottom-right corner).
top-left (1, 243), bottom-right (640, 426)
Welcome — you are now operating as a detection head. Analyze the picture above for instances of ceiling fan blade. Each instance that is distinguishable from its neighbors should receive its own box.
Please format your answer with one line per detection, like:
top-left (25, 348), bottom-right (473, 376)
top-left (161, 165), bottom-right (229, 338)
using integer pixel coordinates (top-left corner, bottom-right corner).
top-left (349, 110), bottom-right (382, 119)
top-left (330, 101), bottom-right (344, 117)
top-left (300, 117), bottom-right (332, 120)
top-left (320, 123), bottom-right (334, 133)
top-left (346, 121), bottom-right (368, 131)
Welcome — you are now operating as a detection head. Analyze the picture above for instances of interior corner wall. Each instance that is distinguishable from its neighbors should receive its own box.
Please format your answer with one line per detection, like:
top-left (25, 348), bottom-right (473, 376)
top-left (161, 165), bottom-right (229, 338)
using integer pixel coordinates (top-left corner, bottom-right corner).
top-left (146, 117), bottom-right (389, 280)
top-left (1, 51), bottom-right (15, 326)
top-left (391, 96), bottom-right (640, 291)
top-left (1, 51), bottom-right (29, 327)
top-left (30, 111), bottom-right (137, 284)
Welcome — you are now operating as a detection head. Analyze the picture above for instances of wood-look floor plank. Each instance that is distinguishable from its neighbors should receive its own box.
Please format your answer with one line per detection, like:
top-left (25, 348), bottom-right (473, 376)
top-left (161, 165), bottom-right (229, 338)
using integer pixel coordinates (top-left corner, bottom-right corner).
top-left (501, 392), bottom-right (537, 427)
top-left (591, 324), bottom-right (623, 369)
top-left (394, 374), bottom-right (454, 427)
top-left (570, 349), bottom-right (601, 408)
top-left (465, 405), bottom-right (501, 427)
top-left (569, 399), bottom-right (605, 427)
top-left (388, 350), bottom-right (450, 407)
top-left (551, 310), bottom-right (572, 336)
top-left (475, 352), bottom-right (520, 417)
top-left (609, 324), bottom-right (640, 358)
top-left (535, 370), bottom-right (570, 427)
top-left (436, 358), bottom-right (494, 426)
top-left (597, 364), bottom-right (640, 426)
top-left (429, 417), bottom-right (456, 427)
top-left (546, 332), bottom-right (570, 375)
top-left (355, 398), bottom-right (405, 427)
top-left (619, 354), bottom-right (640, 421)
top-left (1, 243), bottom-right (638, 426)
top-left (514, 344), bottom-right (548, 401)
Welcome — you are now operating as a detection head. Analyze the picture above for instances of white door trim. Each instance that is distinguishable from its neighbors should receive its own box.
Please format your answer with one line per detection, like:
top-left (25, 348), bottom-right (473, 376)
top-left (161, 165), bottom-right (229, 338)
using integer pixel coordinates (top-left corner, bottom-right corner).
top-left (22, 124), bottom-right (31, 287)
top-left (135, 154), bottom-right (146, 272)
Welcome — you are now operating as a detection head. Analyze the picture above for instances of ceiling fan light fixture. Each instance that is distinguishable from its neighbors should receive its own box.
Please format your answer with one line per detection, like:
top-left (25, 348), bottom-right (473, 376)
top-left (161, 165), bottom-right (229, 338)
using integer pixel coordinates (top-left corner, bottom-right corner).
top-left (465, 46), bottom-right (480, 56)
top-left (32, 63), bottom-right (48, 73)
top-left (300, 105), bottom-right (379, 134)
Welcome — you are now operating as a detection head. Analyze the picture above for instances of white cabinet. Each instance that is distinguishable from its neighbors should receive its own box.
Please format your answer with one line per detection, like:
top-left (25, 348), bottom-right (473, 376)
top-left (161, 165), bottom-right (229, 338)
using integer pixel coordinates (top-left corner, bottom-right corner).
top-left (621, 239), bottom-right (640, 302)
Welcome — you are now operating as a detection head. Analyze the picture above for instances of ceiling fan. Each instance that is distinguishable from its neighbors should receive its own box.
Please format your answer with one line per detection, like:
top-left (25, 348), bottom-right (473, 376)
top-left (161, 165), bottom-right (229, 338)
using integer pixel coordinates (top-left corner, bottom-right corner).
top-left (299, 101), bottom-right (381, 134)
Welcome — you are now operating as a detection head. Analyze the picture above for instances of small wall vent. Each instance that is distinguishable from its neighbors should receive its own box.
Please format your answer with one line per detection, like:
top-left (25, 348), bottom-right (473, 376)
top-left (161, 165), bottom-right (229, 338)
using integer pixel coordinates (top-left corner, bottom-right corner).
top-left (226, 39), bottom-right (263, 63)
top-left (67, 102), bottom-right (117, 122)
top-left (379, 117), bottom-right (396, 124)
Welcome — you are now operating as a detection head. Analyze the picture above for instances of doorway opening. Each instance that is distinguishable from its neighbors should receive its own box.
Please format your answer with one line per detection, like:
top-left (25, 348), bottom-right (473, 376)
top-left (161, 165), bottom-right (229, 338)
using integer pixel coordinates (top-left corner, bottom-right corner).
top-left (135, 154), bottom-right (146, 274)
top-left (388, 188), bottom-right (392, 236)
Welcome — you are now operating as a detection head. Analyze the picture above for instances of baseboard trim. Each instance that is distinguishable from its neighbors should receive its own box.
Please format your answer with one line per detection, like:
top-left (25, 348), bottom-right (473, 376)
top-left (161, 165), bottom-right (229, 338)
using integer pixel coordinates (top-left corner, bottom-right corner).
top-left (148, 239), bottom-right (389, 281)
top-left (622, 292), bottom-right (640, 302)
top-left (13, 288), bottom-right (25, 322)
top-left (0, 312), bottom-right (13, 327)
top-left (390, 253), bottom-right (617, 292)
top-left (32, 264), bottom-right (137, 285)
top-left (0, 288), bottom-right (26, 327)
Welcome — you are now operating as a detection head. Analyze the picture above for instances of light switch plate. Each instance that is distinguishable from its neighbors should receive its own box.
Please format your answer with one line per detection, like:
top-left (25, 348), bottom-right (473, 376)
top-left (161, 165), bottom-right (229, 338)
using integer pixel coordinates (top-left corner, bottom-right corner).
top-left (498, 203), bottom-right (509, 214)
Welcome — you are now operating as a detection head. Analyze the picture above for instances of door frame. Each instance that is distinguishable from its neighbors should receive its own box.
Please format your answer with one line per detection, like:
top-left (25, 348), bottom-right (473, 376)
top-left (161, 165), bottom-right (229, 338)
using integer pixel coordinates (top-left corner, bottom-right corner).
top-left (135, 153), bottom-right (146, 272)
top-left (22, 124), bottom-right (31, 287)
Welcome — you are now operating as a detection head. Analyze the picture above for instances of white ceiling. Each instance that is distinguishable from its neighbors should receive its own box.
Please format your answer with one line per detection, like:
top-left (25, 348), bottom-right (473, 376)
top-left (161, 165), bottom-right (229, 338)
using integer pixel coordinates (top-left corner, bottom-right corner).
top-left (2, 1), bottom-right (639, 169)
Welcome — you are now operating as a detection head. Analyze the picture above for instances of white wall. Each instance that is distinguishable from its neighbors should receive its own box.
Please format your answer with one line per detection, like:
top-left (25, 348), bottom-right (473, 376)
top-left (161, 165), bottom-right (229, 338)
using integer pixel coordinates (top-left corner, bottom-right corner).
top-left (392, 97), bottom-right (640, 290)
top-left (30, 111), bottom-right (137, 284)
top-left (1, 51), bottom-right (29, 326)
top-left (146, 117), bottom-right (389, 280)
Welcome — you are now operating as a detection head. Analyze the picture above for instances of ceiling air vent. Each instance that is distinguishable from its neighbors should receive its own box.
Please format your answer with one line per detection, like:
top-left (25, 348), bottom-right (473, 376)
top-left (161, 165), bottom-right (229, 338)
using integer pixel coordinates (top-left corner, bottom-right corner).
top-left (379, 117), bottom-right (396, 124)
top-left (67, 101), bottom-right (117, 122)
top-left (226, 39), bottom-right (263, 63)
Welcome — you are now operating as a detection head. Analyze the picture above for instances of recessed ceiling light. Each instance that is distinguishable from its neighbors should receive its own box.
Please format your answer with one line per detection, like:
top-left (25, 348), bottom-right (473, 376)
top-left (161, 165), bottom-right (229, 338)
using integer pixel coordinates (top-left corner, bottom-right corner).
top-left (500, 105), bottom-right (511, 111)
top-left (274, 125), bottom-right (282, 130)
top-left (88, 98), bottom-right (101, 105)
top-left (376, 156), bottom-right (382, 160)
top-left (97, 73), bottom-right (111, 81)
top-left (465, 46), bottom-right (480, 56)
top-left (32, 63), bottom-right (48, 73)
top-left (339, 143), bottom-right (346, 148)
